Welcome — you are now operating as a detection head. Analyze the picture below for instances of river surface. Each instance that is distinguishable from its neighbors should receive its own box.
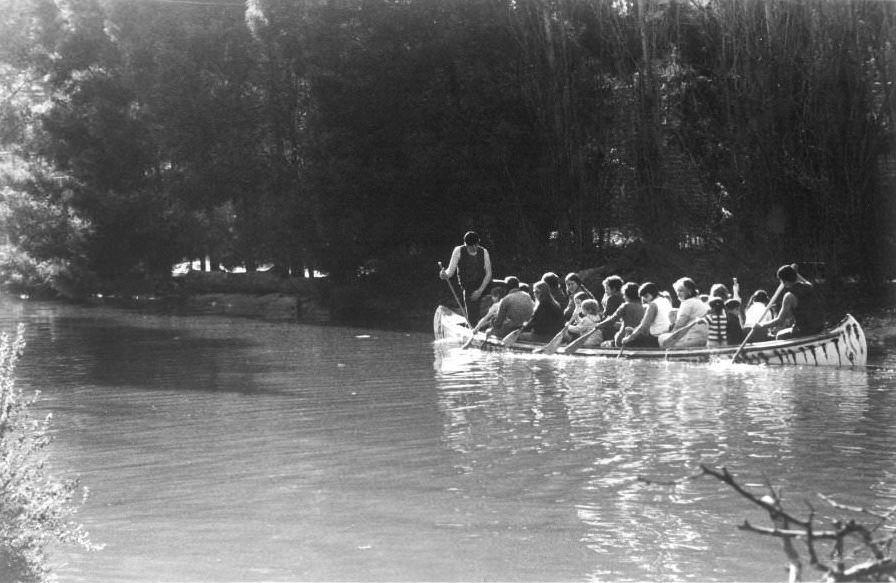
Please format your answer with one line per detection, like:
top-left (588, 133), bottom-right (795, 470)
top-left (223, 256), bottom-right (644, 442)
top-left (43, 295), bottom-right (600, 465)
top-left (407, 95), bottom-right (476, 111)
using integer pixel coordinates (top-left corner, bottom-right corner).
top-left (1, 298), bottom-right (895, 582)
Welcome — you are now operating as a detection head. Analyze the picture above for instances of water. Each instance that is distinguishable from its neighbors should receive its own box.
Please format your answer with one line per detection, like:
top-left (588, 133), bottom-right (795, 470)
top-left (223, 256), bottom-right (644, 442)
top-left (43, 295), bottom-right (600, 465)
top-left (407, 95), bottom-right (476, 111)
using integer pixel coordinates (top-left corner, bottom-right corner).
top-left (1, 298), bottom-right (894, 582)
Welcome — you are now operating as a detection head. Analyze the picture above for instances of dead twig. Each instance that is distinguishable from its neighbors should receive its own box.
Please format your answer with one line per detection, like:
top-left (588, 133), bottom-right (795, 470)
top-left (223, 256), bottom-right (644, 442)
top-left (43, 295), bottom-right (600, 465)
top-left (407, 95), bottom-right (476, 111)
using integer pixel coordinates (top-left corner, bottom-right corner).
top-left (640, 465), bottom-right (896, 582)
top-left (637, 469), bottom-right (705, 488)
top-left (818, 493), bottom-right (896, 524)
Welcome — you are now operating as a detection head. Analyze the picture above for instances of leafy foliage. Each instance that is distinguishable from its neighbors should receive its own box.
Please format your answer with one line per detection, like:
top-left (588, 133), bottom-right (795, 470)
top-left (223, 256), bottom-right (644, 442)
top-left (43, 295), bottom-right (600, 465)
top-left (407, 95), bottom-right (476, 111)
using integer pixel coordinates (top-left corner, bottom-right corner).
top-left (0, 0), bottom-right (894, 289)
top-left (0, 326), bottom-right (99, 582)
top-left (0, 156), bottom-right (93, 296)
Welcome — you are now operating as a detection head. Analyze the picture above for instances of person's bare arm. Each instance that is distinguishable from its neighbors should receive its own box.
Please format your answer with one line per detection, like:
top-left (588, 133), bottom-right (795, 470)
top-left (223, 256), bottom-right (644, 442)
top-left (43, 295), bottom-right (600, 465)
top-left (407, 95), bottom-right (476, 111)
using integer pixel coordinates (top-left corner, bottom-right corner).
top-left (758, 292), bottom-right (796, 330)
top-left (490, 298), bottom-right (509, 332)
top-left (439, 246), bottom-right (462, 280)
top-left (472, 249), bottom-right (492, 301)
top-left (595, 303), bottom-right (625, 329)
top-left (623, 303), bottom-right (656, 345)
top-left (671, 303), bottom-right (694, 330)
top-left (472, 305), bottom-right (496, 333)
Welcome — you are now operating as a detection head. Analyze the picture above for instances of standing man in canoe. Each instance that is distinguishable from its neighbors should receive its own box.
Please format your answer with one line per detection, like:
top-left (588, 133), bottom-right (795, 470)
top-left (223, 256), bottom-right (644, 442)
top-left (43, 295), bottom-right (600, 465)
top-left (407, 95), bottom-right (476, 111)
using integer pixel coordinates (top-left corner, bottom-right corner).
top-left (440, 231), bottom-right (493, 324)
top-left (754, 264), bottom-right (824, 339)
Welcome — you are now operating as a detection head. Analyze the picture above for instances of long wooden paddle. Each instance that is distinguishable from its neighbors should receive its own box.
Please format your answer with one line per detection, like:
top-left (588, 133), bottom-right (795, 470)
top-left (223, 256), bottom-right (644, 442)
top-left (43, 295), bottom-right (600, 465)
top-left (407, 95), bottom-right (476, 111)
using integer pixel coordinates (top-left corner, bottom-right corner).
top-left (438, 261), bottom-right (470, 327)
top-left (501, 328), bottom-right (522, 346)
top-left (730, 281), bottom-right (785, 363)
top-left (614, 326), bottom-right (631, 358)
top-left (533, 325), bottom-right (568, 354)
top-left (461, 333), bottom-right (477, 350)
top-left (563, 327), bottom-right (599, 354)
top-left (661, 317), bottom-right (703, 348)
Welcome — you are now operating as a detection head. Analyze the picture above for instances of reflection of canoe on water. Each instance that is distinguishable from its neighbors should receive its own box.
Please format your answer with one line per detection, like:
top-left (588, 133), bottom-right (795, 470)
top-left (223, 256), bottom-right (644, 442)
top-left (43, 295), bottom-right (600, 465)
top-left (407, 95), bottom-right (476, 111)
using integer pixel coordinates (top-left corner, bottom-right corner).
top-left (433, 306), bottom-right (867, 367)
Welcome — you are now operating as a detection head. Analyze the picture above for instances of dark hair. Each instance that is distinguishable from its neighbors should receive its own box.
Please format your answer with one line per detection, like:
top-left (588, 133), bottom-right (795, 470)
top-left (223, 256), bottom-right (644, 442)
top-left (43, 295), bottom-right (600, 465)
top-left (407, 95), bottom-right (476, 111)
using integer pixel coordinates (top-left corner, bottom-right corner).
top-left (777, 264), bottom-right (798, 283)
top-left (622, 282), bottom-right (640, 301)
top-left (542, 272), bottom-right (561, 289)
top-left (463, 231), bottom-right (480, 246)
top-left (602, 275), bottom-right (624, 292)
top-left (638, 282), bottom-right (659, 299)
top-left (724, 298), bottom-right (741, 310)
top-left (533, 280), bottom-right (555, 303)
top-left (710, 283), bottom-right (730, 299)
top-left (504, 276), bottom-right (520, 290)
top-left (749, 289), bottom-right (769, 305)
top-left (709, 297), bottom-right (725, 313)
top-left (574, 291), bottom-right (590, 302)
top-left (673, 277), bottom-right (698, 299)
top-left (490, 286), bottom-right (506, 299)
top-left (565, 272), bottom-right (593, 298)
top-left (565, 272), bottom-right (584, 286)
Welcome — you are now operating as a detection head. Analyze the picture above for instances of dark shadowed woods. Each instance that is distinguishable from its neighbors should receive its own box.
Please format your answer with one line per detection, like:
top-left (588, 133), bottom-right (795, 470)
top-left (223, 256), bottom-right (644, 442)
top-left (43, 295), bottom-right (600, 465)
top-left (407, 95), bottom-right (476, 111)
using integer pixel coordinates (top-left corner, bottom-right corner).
top-left (0, 0), bottom-right (894, 321)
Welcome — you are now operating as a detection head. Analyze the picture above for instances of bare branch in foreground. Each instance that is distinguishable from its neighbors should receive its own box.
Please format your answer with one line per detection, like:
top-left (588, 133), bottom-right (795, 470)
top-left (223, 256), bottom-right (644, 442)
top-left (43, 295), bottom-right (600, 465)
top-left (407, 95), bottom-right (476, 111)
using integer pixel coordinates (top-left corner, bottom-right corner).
top-left (639, 465), bottom-right (896, 582)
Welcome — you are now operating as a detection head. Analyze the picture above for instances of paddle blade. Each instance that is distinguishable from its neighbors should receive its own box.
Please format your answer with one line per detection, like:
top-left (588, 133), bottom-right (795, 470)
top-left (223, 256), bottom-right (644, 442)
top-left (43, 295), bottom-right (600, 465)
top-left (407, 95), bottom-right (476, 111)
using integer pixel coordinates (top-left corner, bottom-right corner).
top-left (535, 329), bottom-right (567, 355)
top-left (501, 329), bottom-right (522, 346)
top-left (564, 328), bottom-right (598, 354)
top-left (461, 333), bottom-right (476, 349)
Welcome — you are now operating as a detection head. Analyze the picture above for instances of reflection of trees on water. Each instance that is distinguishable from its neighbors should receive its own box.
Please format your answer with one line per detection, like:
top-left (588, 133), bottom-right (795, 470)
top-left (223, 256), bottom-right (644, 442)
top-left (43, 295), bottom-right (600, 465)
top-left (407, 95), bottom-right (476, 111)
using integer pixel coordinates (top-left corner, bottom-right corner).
top-left (433, 344), bottom-right (886, 580)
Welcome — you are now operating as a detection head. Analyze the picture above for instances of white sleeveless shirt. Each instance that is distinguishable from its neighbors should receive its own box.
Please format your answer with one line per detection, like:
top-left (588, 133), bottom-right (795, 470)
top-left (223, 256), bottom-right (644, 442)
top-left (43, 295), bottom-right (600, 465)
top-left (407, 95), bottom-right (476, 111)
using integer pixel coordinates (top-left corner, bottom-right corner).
top-left (649, 296), bottom-right (674, 336)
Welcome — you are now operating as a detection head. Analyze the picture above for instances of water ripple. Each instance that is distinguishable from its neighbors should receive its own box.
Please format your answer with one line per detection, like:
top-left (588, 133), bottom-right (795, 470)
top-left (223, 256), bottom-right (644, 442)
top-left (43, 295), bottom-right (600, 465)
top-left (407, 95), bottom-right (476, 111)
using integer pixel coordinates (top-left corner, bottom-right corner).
top-left (1, 299), bottom-right (893, 582)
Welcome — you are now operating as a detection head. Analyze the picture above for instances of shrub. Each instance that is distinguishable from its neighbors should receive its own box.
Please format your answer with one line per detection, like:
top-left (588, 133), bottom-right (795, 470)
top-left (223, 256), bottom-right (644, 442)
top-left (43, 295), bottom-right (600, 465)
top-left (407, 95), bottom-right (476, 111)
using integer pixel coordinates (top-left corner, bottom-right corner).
top-left (0, 325), bottom-right (99, 582)
top-left (0, 246), bottom-right (53, 296)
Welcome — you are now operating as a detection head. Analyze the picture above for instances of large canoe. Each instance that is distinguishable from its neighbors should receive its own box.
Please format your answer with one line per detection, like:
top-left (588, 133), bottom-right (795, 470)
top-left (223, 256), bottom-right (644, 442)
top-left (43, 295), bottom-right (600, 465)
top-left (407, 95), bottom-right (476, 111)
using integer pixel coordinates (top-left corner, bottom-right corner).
top-left (433, 305), bottom-right (867, 367)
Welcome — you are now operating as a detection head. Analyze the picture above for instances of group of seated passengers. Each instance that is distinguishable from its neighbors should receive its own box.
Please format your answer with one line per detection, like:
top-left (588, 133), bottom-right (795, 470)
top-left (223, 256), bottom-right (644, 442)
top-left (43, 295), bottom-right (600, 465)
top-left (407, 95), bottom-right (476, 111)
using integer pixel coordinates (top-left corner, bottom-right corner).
top-left (473, 271), bottom-right (801, 349)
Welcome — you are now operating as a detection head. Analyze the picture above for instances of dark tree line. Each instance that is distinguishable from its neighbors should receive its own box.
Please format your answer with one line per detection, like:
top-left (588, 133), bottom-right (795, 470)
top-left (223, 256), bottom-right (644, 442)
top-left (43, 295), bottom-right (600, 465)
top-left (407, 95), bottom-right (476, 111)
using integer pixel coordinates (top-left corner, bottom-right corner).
top-left (0, 0), bottom-right (893, 292)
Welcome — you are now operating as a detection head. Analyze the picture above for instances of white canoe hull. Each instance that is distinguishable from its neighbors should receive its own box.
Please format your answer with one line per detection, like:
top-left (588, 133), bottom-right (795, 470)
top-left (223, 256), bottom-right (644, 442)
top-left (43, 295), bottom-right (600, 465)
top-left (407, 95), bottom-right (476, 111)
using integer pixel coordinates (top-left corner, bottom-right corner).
top-left (433, 306), bottom-right (867, 367)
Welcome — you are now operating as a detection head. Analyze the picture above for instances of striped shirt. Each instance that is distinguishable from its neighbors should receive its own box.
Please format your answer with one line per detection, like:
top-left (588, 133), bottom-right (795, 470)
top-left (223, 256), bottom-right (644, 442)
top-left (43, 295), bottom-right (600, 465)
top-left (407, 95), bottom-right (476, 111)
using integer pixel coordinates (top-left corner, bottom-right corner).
top-left (706, 312), bottom-right (728, 345)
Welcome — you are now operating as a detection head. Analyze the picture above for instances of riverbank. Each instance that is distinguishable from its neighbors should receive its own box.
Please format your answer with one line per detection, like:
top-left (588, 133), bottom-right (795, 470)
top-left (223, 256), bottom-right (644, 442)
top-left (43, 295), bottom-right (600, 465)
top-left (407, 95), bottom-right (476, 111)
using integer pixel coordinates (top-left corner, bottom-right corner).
top-left (9, 263), bottom-right (896, 343)
top-left (50, 269), bottom-right (439, 331)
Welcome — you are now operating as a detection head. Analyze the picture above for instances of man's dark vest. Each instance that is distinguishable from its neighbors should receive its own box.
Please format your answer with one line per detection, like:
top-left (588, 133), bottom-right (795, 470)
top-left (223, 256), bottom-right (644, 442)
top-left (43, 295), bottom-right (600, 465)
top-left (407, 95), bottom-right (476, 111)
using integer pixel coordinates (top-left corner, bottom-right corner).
top-left (790, 282), bottom-right (824, 335)
top-left (458, 246), bottom-right (485, 291)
